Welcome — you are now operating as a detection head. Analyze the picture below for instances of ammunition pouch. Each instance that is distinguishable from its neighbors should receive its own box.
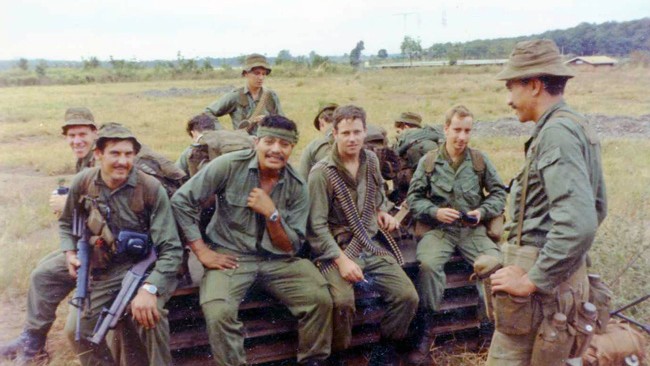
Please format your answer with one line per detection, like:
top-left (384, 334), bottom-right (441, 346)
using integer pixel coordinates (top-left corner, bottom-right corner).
top-left (494, 292), bottom-right (537, 335)
top-left (87, 206), bottom-right (116, 269)
top-left (116, 230), bottom-right (151, 259)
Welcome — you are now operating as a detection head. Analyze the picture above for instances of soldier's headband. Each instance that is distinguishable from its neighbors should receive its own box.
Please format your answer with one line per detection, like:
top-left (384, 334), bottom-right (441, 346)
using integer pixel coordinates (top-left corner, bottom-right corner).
top-left (256, 126), bottom-right (298, 144)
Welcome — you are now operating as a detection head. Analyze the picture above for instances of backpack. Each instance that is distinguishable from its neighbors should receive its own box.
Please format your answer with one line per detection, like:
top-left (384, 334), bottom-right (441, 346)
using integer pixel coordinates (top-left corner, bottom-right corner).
top-left (187, 130), bottom-right (255, 176)
top-left (364, 125), bottom-right (400, 181)
top-left (136, 144), bottom-right (187, 197)
top-left (395, 125), bottom-right (445, 169)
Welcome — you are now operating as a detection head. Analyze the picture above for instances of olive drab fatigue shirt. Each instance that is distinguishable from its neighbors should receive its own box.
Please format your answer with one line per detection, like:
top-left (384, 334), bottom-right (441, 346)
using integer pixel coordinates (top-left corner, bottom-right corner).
top-left (307, 147), bottom-right (387, 262)
top-left (407, 147), bottom-right (506, 225)
top-left (298, 130), bottom-right (333, 179)
top-left (76, 150), bottom-right (95, 172)
top-left (505, 101), bottom-right (607, 294)
top-left (171, 149), bottom-right (309, 256)
top-left (58, 167), bottom-right (183, 297)
top-left (205, 86), bottom-right (284, 130)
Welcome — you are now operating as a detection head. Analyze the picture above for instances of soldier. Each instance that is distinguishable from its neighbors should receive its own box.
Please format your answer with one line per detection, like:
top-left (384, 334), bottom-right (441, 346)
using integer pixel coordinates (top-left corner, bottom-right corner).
top-left (486, 39), bottom-right (607, 365)
top-left (171, 115), bottom-right (332, 366)
top-left (405, 105), bottom-right (506, 364)
top-left (61, 124), bottom-right (183, 365)
top-left (176, 113), bottom-right (217, 176)
top-left (0, 107), bottom-right (97, 363)
top-left (394, 111), bottom-right (422, 135)
top-left (205, 53), bottom-right (283, 131)
top-left (307, 105), bottom-right (418, 365)
top-left (297, 103), bottom-right (338, 179)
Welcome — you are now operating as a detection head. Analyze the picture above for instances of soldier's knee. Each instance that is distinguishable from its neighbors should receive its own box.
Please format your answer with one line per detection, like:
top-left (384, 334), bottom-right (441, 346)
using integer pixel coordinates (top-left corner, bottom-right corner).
top-left (312, 287), bottom-right (333, 312)
top-left (201, 300), bottom-right (238, 328)
top-left (396, 286), bottom-right (419, 310)
top-left (332, 292), bottom-right (355, 313)
top-left (418, 260), bottom-right (444, 278)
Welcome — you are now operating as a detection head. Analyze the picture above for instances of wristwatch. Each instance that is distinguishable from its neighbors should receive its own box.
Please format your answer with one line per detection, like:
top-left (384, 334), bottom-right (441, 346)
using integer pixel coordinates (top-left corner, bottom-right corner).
top-left (141, 283), bottom-right (158, 296)
top-left (268, 209), bottom-right (279, 222)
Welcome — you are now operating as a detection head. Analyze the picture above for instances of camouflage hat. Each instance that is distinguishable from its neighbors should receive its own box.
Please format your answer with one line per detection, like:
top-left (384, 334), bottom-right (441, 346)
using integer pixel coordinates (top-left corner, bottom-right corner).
top-left (313, 103), bottom-right (339, 131)
top-left (496, 39), bottom-right (575, 81)
top-left (394, 112), bottom-right (422, 128)
top-left (96, 123), bottom-right (142, 153)
top-left (241, 53), bottom-right (271, 76)
top-left (61, 107), bottom-right (96, 134)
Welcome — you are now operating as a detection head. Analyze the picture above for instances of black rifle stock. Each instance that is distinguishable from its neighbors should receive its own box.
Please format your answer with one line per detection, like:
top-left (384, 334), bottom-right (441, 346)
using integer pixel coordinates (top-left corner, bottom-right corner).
top-left (69, 209), bottom-right (92, 342)
top-left (89, 249), bottom-right (157, 346)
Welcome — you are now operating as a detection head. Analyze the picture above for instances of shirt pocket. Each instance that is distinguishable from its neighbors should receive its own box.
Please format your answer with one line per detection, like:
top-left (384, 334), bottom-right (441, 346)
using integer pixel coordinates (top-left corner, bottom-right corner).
top-left (536, 146), bottom-right (561, 171)
top-left (461, 175), bottom-right (482, 206)
top-left (224, 191), bottom-right (253, 233)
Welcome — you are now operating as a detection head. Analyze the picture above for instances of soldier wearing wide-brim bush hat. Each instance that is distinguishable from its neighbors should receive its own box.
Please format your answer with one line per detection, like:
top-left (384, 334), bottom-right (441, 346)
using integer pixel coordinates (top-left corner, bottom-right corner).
top-left (96, 122), bottom-right (142, 153)
top-left (313, 102), bottom-right (339, 131)
top-left (61, 107), bottom-right (96, 134)
top-left (241, 53), bottom-right (272, 76)
top-left (495, 39), bottom-right (574, 81)
top-left (394, 111), bottom-right (422, 128)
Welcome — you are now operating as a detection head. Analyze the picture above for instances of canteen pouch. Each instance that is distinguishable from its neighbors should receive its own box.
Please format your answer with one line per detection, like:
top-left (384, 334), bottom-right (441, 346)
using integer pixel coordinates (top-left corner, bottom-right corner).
top-left (530, 313), bottom-right (574, 366)
top-left (493, 292), bottom-right (535, 335)
top-left (588, 274), bottom-right (613, 334)
top-left (485, 214), bottom-right (505, 243)
top-left (572, 303), bottom-right (598, 358)
top-left (472, 254), bottom-right (503, 322)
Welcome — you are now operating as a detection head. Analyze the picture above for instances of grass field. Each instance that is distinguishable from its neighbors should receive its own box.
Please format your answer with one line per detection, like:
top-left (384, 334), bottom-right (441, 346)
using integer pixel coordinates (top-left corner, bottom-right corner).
top-left (0, 66), bottom-right (648, 365)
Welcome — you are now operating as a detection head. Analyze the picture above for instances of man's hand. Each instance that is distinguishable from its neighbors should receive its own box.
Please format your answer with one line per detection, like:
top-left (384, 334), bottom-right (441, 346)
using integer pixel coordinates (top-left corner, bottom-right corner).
top-left (334, 253), bottom-right (364, 283)
top-left (466, 209), bottom-right (482, 225)
top-left (247, 188), bottom-right (275, 218)
top-left (377, 211), bottom-right (399, 232)
top-left (49, 193), bottom-right (67, 215)
top-left (188, 239), bottom-right (238, 270)
top-left (130, 288), bottom-right (160, 329)
top-left (436, 208), bottom-right (460, 224)
top-left (490, 265), bottom-right (537, 297)
top-left (65, 250), bottom-right (81, 278)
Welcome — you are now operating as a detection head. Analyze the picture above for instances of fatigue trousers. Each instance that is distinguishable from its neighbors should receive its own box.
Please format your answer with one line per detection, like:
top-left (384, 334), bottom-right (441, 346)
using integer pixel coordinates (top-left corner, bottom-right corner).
top-left (416, 225), bottom-right (501, 312)
top-left (64, 261), bottom-right (172, 366)
top-left (486, 257), bottom-right (589, 366)
top-left (323, 251), bottom-right (419, 351)
top-left (200, 252), bottom-right (333, 366)
top-left (25, 250), bottom-right (76, 335)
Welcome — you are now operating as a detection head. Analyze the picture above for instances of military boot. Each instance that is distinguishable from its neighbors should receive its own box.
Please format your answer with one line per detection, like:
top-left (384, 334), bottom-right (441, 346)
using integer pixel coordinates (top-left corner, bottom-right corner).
top-left (0, 331), bottom-right (47, 363)
top-left (406, 314), bottom-right (436, 366)
top-left (368, 339), bottom-right (400, 366)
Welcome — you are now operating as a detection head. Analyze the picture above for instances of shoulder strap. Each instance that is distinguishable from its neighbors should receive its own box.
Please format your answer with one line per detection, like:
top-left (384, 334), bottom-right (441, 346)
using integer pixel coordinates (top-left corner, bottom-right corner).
top-left (468, 148), bottom-right (487, 189)
top-left (79, 167), bottom-right (101, 200)
top-left (237, 87), bottom-right (248, 108)
top-left (249, 89), bottom-right (270, 121)
top-left (129, 170), bottom-right (161, 231)
top-left (423, 148), bottom-right (440, 178)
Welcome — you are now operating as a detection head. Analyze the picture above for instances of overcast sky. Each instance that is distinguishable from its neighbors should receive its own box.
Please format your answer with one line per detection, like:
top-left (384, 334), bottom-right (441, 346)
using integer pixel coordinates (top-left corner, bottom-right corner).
top-left (1, 0), bottom-right (648, 61)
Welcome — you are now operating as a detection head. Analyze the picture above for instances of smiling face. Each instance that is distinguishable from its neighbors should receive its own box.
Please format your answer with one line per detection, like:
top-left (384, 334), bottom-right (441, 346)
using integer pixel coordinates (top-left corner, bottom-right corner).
top-left (506, 79), bottom-right (536, 123)
top-left (255, 135), bottom-right (293, 172)
top-left (333, 118), bottom-right (366, 159)
top-left (444, 114), bottom-right (473, 156)
top-left (65, 125), bottom-right (97, 159)
top-left (94, 139), bottom-right (136, 189)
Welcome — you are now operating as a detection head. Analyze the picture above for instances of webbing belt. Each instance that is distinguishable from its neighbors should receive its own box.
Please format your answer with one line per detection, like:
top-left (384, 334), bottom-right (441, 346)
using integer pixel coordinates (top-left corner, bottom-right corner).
top-left (319, 153), bottom-right (404, 273)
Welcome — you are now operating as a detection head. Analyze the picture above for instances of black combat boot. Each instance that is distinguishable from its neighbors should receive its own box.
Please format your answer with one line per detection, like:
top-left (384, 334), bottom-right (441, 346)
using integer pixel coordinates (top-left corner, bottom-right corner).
top-left (0, 330), bottom-right (47, 363)
top-left (368, 339), bottom-right (400, 366)
top-left (406, 314), bottom-right (436, 366)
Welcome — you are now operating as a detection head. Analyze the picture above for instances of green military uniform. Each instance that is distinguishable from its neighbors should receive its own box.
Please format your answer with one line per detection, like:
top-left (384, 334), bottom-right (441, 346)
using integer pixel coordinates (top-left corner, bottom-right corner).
top-left (407, 147), bottom-right (506, 312)
top-left (297, 131), bottom-right (333, 179)
top-left (486, 102), bottom-right (607, 365)
top-left (307, 147), bottom-right (419, 351)
top-left (205, 86), bottom-right (283, 130)
top-left (175, 145), bottom-right (192, 176)
top-left (171, 149), bottom-right (332, 365)
top-left (60, 167), bottom-right (182, 366)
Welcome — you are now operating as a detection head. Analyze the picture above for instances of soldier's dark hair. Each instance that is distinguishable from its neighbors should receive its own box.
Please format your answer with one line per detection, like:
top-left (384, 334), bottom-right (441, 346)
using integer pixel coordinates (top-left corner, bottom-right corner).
top-left (96, 137), bottom-right (140, 154)
top-left (260, 114), bottom-right (298, 134)
top-left (333, 105), bottom-right (367, 130)
top-left (445, 105), bottom-right (474, 126)
top-left (186, 113), bottom-right (216, 137)
top-left (319, 109), bottom-right (335, 124)
top-left (520, 75), bottom-right (569, 96)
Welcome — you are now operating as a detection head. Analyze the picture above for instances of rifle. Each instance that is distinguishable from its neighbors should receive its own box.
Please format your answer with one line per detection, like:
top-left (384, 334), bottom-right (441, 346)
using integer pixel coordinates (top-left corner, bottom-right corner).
top-left (69, 209), bottom-right (92, 342)
top-left (610, 294), bottom-right (650, 335)
top-left (89, 248), bottom-right (157, 346)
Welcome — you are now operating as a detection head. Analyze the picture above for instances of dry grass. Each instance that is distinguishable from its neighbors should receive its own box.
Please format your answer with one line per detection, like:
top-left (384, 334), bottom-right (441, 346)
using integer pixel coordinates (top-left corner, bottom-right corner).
top-left (0, 66), bottom-right (648, 365)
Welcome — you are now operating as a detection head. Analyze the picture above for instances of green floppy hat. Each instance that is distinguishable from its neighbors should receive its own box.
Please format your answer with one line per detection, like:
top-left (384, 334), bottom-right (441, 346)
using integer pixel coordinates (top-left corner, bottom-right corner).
top-left (496, 39), bottom-right (574, 81)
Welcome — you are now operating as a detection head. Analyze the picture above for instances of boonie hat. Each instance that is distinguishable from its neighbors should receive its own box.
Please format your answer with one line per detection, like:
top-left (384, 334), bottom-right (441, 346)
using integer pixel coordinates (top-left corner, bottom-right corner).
top-left (313, 103), bottom-right (339, 130)
top-left (496, 39), bottom-right (575, 81)
top-left (96, 123), bottom-right (142, 153)
top-left (61, 107), bottom-right (96, 134)
top-left (242, 53), bottom-right (271, 76)
top-left (394, 112), bottom-right (422, 128)
top-left (365, 125), bottom-right (388, 145)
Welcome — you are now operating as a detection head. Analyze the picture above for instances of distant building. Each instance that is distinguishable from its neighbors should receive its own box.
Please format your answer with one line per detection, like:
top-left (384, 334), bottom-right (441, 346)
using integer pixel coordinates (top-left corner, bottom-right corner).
top-left (565, 56), bottom-right (617, 69)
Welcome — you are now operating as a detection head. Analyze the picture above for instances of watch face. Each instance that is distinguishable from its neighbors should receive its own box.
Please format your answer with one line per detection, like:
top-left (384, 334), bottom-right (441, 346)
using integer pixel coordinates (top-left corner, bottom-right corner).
top-left (143, 284), bottom-right (157, 295)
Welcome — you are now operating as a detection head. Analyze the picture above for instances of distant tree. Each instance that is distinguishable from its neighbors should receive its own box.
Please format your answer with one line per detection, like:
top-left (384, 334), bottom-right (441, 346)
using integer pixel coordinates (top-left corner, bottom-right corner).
top-left (276, 49), bottom-right (292, 65)
top-left (377, 49), bottom-right (388, 59)
top-left (17, 58), bottom-right (29, 71)
top-left (202, 59), bottom-right (214, 71)
top-left (350, 41), bottom-right (365, 68)
top-left (311, 53), bottom-right (330, 68)
top-left (83, 56), bottom-right (100, 69)
top-left (401, 36), bottom-right (422, 63)
top-left (35, 61), bottom-right (47, 77)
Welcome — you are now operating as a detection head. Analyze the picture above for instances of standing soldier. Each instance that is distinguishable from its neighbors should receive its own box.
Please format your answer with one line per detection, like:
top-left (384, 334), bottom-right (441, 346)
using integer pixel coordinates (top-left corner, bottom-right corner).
top-left (171, 115), bottom-right (332, 366)
top-left (205, 53), bottom-right (283, 131)
top-left (405, 105), bottom-right (506, 364)
top-left (307, 105), bottom-right (418, 366)
top-left (298, 102), bottom-right (338, 179)
top-left (60, 124), bottom-right (182, 365)
top-left (487, 39), bottom-right (607, 365)
top-left (0, 107), bottom-right (97, 363)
